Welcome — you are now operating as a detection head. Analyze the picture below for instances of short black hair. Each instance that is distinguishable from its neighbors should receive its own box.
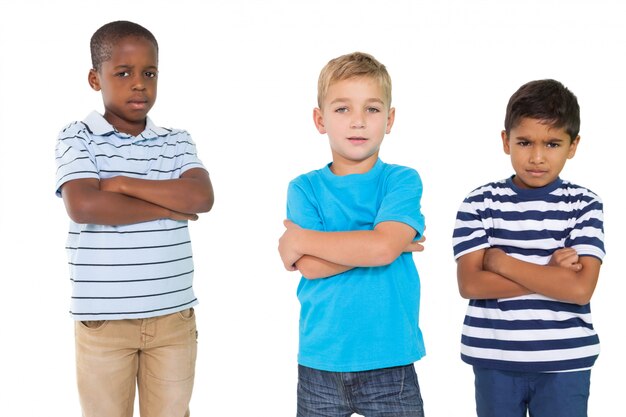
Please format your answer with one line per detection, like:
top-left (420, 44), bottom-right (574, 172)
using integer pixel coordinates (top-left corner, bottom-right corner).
top-left (504, 79), bottom-right (580, 141)
top-left (90, 20), bottom-right (158, 71)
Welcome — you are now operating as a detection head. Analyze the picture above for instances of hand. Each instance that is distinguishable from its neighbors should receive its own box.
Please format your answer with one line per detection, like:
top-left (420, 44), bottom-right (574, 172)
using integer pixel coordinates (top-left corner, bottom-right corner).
top-left (549, 247), bottom-right (582, 272)
top-left (278, 219), bottom-right (304, 271)
top-left (404, 234), bottom-right (426, 253)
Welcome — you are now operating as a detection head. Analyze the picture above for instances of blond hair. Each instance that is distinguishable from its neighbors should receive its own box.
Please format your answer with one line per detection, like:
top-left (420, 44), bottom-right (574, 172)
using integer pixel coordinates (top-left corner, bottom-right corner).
top-left (317, 52), bottom-right (392, 109)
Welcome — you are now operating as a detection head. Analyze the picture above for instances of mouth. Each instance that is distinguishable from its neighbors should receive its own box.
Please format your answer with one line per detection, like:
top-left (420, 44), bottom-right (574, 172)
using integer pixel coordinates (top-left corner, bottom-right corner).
top-left (348, 136), bottom-right (368, 143)
top-left (526, 169), bottom-right (548, 177)
top-left (128, 98), bottom-right (148, 110)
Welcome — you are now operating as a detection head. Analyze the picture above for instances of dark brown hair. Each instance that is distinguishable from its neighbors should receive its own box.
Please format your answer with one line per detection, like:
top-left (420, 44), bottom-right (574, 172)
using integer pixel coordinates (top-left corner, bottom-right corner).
top-left (504, 79), bottom-right (580, 141)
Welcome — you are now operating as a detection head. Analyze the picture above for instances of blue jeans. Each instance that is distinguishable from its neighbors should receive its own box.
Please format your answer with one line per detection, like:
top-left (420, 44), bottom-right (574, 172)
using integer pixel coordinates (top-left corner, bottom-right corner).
top-left (297, 364), bottom-right (425, 417)
top-left (473, 367), bottom-right (591, 417)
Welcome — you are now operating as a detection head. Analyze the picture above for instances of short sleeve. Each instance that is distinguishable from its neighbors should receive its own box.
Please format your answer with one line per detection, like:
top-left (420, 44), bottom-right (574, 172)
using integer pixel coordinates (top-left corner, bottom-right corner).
top-left (374, 167), bottom-right (425, 239)
top-left (452, 193), bottom-right (491, 259)
top-left (567, 194), bottom-right (605, 261)
top-left (54, 127), bottom-right (99, 197)
top-left (177, 131), bottom-right (206, 175)
top-left (286, 177), bottom-right (324, 232)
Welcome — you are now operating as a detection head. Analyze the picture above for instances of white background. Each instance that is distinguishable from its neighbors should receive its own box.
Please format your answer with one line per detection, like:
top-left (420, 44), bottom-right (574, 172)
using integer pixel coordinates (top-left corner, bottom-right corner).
top-left (0, 1), bottom-right (623, 416)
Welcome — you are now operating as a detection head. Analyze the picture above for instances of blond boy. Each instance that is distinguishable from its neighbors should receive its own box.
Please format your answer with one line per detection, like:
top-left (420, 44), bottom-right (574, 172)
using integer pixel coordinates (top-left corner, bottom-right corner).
top-left (279, 52), bottom-right (427, 417)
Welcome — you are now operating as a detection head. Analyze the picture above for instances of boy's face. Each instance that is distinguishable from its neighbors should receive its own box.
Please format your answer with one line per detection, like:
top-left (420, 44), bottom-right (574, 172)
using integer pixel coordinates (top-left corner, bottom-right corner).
top-left (502, 117), bottom-right (579, 189)
top-left (88, 36), bottom-right (158, 136)
top-left (313, 76), bottom-right (395, 175)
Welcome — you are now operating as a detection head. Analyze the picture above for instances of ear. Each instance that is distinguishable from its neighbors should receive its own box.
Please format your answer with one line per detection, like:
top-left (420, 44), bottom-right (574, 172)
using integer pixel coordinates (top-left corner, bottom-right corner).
top-left (568, 135), bottom-right (580, 159)
top-left (385, 107), bottom-right (396, 134)
top-left (313, 107), bottom-right (326, 134)
top-left (88, 69), bottom-right (101, 91)
top-left (501, 130), bottom-right (511, 155)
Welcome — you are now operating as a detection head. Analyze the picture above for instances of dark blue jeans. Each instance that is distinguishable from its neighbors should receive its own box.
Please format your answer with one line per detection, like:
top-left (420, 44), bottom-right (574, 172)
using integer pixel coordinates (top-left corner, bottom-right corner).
top-left (473, 367), bottom-right (591, 417)
top-left (297, 364), bottom-right (425, 417)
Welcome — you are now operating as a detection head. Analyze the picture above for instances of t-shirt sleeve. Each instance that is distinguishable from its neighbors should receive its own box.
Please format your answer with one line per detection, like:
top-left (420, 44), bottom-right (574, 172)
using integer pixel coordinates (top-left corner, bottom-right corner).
top-left (452, 190), bottom-right (491, 259)
top-left (567, 193), bottom-right (605, 261)
top-left (177, 131), bottom-right (206, 175)
top-left (286, 177), bottom-right (324, 232)
top-left (374, 167), bottom-right (425, 239)
top-left (54, 126), bottom-right (99, 197)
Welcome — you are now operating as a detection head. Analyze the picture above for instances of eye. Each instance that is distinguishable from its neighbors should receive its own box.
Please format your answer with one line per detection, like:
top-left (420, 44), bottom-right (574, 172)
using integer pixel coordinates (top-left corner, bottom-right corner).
top-left (366, 107), bottom-right (381, 113)
top-left (517, 140), bottom-right (530, 147)
top-left (334, 107), bottom-right (348, 113)
top-left (546, 142), bottom-right (560, 148)
top-left (115, 71), bottom-right (130, 77)
top-left (144, 71), bottom-right (157, 78)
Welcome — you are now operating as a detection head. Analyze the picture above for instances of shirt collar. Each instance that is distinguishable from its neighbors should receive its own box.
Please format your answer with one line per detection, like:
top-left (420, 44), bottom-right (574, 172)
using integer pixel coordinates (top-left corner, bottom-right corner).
top-left (83, 111), bottom-right (170, 140)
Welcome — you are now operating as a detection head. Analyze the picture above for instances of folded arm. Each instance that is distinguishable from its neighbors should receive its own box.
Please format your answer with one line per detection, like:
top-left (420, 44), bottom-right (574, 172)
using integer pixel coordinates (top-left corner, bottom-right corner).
top-left (457, 247), bottom-right (600, 305)
top-left (483, 247), bottom-right (600, 305)
top-left (279, 219), bottom-right (420, 278)
top-left (100, 168), bottom-right (214, 214)
top-left (61, 168), bottom-right (213, 226)
top-left (457, 249), bottom-right (533, 300)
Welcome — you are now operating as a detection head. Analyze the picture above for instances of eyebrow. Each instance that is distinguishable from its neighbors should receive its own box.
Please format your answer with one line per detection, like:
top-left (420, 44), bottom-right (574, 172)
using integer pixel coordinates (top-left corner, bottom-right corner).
top-left (113, 64), bottom-right (158, 70)
top-left (514, 135), bottom-right (566, 142)
top-left (329, 97), bottom-right (385, 105)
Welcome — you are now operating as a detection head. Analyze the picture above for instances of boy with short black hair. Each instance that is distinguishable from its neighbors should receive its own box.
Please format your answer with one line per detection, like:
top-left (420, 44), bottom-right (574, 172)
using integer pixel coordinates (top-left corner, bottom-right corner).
top-left (55, 20), bottom-right (213, 417)
top-left (278, 51), bottom-right (427, 417)
top-left (452, 79), bottom-right (605, 417)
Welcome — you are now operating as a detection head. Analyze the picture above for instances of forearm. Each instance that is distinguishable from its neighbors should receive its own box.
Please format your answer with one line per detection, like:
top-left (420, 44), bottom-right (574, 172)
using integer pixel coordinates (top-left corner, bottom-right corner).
top-left (457, 249), bottom-right (532, 300)
top-left (295, 255), bottom-right (353, 280)
top-left (292, 225), bottom-right (414, 267)
top-left (103, 168), bottom-right (213, 214)
top-left (485, 252), bottom-right (597, 304)
top-left (64, 187), bottom-right (172, 225)
top-left (61, 178), bottom-right (196, 225)
top-left (457, 268), bottom-right (532, 299)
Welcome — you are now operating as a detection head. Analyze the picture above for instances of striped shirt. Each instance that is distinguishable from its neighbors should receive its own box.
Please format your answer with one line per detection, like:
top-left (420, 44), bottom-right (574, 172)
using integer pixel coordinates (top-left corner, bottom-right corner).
top-left (55, 111), bottom-right (206, 320)
top-left (452, 176), bottom-right (605, 372)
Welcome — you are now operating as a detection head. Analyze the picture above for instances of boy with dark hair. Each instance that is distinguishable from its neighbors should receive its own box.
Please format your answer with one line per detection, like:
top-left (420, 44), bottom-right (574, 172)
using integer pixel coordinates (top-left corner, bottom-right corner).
top-left (279, 51), bottom-right (427, 417)
top-left (55, 20), bottom-right (213, 417)
top-left (452, 79), bottom-right (605, 417)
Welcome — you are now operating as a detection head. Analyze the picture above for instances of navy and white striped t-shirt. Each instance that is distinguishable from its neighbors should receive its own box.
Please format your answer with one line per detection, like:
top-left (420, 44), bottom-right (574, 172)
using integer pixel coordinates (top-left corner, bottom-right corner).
top-left (452, 176), bottom-right (605, 372)
top-left (55, 111), bottom-right (206, 320)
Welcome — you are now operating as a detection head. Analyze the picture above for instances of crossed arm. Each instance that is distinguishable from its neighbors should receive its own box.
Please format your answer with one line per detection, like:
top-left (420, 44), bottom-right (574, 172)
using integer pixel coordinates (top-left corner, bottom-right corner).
top-left (278, 220), bottom-right (425, 279)
top-left (456, 246), bottom-right (601, 305)
top-left (61, 168), bottom-right (214, 225)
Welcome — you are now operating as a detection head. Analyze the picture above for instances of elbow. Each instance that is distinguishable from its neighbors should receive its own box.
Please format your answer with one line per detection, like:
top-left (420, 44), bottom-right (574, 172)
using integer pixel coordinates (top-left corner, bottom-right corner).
top-left (458, 286), bottom-right (473, 300)
top-left (196, 191), bottom-right (214, 213)
top-left (296, 263), bottom-right (324, 280)
top-left (188, 192), bottom-right (214, 213)
top-left (195, 198), bottom-right (214, 213)
top-left (570, 288), bottom-right (593, 306)
top-left (65, 198), bottom-right (95, 224)
top-left (457, 278), bottom-right (479, 300)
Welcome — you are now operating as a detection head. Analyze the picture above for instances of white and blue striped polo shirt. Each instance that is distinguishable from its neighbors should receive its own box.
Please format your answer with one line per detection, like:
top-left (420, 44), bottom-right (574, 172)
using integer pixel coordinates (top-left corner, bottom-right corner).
top-left (55, 111), bottom-right (206, 320)
top-left (452, 176), bottom-right (605, 372)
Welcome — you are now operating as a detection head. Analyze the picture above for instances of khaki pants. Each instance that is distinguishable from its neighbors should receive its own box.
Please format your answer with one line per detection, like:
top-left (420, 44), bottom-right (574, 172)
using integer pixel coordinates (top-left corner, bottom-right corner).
top-left (75, 308), bottom-right (197, 417)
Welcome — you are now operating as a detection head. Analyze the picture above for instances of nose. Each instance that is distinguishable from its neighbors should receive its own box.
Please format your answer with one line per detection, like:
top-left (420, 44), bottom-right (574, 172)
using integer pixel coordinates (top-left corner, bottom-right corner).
top-left (529, 146), bottom-right (545, 164)
top-left (131, 74), bottom-right (145, 91)
top-left (350, 111), bottom-right (365, 129)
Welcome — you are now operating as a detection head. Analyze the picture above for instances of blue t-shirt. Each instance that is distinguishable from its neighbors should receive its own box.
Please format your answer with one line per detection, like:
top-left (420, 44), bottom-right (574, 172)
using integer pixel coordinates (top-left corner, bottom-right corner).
top-left (287, 159), bottom-right (426, 372)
